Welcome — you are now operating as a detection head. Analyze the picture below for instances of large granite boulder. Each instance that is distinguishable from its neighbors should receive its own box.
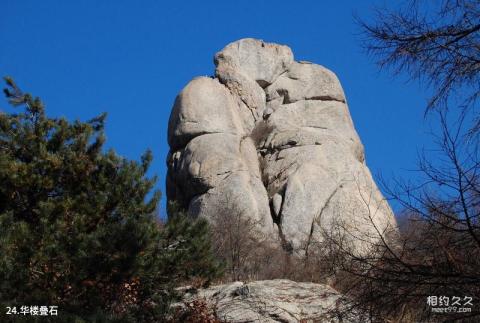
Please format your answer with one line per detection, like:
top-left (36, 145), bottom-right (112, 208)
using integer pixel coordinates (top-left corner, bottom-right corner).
top-left (167, 38), bottom-right (397, 254)
top-left (176, 279), bottom-right (365, 322)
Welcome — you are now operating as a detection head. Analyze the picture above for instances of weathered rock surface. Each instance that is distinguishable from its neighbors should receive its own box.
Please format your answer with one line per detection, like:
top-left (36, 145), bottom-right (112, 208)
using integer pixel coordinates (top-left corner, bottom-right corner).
top-left (177, 279), bottom-right (364, 322)
top-left (167, 38), bottom-right (397, 254)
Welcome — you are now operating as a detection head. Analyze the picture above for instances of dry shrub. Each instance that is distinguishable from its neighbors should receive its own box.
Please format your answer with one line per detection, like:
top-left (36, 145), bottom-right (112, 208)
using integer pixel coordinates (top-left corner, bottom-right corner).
top-left (169, 298), bottom-right (223, 323)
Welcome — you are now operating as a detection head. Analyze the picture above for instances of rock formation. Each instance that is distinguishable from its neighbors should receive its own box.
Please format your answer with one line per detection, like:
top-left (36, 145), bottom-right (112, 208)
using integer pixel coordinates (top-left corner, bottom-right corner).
top-left (167, 38), bottom-right (397, 254)
top-left (176, 279), bottom-right (365, 322)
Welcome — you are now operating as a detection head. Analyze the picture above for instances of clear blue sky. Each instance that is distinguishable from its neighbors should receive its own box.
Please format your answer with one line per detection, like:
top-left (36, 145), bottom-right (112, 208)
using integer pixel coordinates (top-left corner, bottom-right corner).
top-left (1, 1), bottom-right (434, 215)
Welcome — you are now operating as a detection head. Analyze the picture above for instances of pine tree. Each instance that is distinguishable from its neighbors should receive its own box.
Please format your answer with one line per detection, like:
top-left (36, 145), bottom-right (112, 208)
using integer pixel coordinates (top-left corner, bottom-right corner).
top-left (0, 77), bottom-right (220, 322)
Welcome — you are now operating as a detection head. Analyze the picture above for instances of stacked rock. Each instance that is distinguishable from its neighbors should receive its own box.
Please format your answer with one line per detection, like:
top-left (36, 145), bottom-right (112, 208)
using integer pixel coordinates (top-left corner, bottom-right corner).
top-left (167, 38), bottom-right (396, 254)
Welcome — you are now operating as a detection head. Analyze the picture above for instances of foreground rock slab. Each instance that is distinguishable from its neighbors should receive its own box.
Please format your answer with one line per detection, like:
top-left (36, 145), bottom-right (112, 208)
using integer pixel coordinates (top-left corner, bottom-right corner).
top-left (178, 279), bottom-right (364, 323)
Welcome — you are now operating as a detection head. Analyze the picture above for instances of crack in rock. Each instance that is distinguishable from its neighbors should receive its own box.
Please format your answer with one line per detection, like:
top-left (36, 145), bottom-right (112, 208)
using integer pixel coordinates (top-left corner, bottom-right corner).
top-left (305, 183), bottom-right (343, 256)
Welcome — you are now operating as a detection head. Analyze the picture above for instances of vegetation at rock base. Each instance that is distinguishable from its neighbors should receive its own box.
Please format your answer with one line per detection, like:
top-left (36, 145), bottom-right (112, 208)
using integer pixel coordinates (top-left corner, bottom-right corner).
top-left (0, 77), bottom-right (220, 322)
top-left (168, 298), bottom-right (223, 323)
